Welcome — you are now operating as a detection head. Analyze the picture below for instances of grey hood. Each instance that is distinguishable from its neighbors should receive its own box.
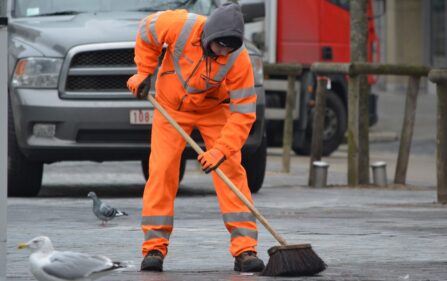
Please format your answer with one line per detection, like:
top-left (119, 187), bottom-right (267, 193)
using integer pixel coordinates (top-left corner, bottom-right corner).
top-left (201, 2), bottom-right (244, 51)
top-left (9, 12), bottom-right (144, 57)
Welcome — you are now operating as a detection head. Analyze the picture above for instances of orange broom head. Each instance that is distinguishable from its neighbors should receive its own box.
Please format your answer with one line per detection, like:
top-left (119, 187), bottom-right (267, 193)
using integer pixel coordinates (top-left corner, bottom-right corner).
top-left (261, 244), bottom-right (327, 277)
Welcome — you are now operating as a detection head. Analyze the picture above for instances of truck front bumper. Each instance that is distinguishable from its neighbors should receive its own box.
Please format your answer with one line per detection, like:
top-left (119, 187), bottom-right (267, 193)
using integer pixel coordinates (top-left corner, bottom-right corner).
top-left (11, 87), bottom-right (265, 163)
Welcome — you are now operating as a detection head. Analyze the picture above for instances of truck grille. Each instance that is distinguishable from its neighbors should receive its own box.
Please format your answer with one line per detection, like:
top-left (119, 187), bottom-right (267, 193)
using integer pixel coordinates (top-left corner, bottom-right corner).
top-left (66, 75), bottom-right (131, 91)
top-left (70, 49), bottom-right (135, 67)
top-left (59, 42), bottom-right (136, 99)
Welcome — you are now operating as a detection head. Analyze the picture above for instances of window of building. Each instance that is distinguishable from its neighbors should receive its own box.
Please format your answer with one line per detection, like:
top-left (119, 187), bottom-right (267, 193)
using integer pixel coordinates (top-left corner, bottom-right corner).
top-left (431, 0), bottom-right (447, 66)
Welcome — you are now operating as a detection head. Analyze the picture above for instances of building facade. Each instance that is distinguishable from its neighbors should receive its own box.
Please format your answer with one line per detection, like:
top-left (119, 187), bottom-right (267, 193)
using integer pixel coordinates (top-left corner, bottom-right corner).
top-left (381, 0), bottom-right (444, 93)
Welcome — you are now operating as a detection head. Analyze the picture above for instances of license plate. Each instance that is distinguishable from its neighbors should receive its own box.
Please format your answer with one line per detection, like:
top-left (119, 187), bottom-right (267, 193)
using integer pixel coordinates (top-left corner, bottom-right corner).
top-left (129, 109), bottom-right (151, 125)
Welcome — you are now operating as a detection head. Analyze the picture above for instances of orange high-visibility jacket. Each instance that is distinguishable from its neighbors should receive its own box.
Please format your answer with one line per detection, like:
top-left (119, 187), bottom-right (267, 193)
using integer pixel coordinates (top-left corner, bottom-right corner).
top-left (134, 9), bottom-right (257, 159)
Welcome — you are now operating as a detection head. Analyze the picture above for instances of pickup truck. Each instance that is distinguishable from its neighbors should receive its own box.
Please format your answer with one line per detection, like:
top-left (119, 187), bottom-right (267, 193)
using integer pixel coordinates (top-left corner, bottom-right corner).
top-left (7, 0), bottom-right (266, 196)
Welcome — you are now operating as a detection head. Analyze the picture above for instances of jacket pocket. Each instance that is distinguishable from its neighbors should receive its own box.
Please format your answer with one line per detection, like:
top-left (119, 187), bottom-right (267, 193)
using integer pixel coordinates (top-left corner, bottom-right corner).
top-left (157, 70), bottom-right (183, 110)
top-left (160, 70), bottom-right (175, 77)
top-left (200, 74), bottom-right (222, 89)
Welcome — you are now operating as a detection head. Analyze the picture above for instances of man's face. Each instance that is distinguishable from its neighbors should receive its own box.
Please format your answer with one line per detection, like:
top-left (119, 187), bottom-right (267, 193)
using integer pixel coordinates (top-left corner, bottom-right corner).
top-left (210, 41), bottom-right (235, 57)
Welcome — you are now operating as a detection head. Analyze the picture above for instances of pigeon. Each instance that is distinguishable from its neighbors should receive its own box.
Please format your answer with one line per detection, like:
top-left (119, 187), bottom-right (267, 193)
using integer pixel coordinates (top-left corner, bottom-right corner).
top-left (87, 191), bottom-right (128, 225)
top-left (18, 236), bottom-right (125, 281)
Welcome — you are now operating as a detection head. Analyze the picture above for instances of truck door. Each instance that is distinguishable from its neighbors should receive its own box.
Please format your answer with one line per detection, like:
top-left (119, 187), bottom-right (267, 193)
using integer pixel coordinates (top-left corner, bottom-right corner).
top-left (320, 0), bottom-right (350, 62)
top-left (276, 0), bottom-right (320, 64)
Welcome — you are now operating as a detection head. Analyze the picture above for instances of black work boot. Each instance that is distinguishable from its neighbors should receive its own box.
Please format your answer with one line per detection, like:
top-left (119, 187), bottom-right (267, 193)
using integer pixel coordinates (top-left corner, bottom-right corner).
top-left (234, 251), bottom-right (265, 272)
top-left (141, 250), bottom-right (164, 271)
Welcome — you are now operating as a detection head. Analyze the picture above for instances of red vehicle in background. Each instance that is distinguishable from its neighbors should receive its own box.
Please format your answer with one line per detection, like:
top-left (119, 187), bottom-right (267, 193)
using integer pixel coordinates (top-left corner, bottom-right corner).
top-left (243, 0), bottom-right (379, 155)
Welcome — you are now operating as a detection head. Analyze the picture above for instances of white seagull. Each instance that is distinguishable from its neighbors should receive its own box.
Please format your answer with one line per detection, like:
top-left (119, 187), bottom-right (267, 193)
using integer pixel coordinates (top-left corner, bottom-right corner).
top-left (18, 236), bottom-right (125, 281)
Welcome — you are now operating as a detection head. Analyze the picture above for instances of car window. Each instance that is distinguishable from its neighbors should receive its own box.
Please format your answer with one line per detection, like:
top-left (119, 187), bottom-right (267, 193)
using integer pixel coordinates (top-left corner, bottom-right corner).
top-left (13, 0), bottom-right (217, 18)
top-left (187, 0), bottom-right (215, 15)
top-left (327, 0), bottom-right (350, 10)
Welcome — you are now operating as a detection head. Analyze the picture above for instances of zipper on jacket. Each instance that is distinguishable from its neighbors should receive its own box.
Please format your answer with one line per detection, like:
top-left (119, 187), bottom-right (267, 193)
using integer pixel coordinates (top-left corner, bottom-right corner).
top-left (177, 95), bottom-right (187, 111)
top-left (178, 55), bottom-right (205, 111)
top-left (184, 55), bottom-right (205, 89)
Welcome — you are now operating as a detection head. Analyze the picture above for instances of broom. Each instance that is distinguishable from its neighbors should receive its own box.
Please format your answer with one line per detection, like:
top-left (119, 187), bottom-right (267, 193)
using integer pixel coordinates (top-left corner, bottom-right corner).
top-left (147, 94), bottom-right (327, 276)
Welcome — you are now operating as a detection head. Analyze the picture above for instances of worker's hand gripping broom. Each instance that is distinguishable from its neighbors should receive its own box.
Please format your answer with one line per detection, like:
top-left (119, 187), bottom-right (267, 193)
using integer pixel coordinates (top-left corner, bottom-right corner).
top-left (147, 94), bottom-right (326, 276)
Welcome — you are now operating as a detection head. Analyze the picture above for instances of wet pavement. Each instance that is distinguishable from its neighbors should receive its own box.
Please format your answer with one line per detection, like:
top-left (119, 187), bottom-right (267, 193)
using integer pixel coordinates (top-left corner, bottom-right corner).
top-left (6, 152), bottom-right (446, 281)
top-left (6, 91), bottom-right (446, 281)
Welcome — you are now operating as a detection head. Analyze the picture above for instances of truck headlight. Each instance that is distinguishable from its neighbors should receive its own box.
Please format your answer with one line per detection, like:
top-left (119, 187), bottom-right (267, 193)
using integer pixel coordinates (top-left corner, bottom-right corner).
top-left (12, 57), bottom-right (63, 88)
top-left (250, 55), bottom-right (264, 86)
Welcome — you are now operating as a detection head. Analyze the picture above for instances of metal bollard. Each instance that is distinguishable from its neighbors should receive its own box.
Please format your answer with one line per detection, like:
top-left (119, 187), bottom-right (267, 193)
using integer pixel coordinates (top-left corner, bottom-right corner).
top-left (312, 161), bottom-right (329, 188)
top-left (371, 161), bottom-right (388, 187)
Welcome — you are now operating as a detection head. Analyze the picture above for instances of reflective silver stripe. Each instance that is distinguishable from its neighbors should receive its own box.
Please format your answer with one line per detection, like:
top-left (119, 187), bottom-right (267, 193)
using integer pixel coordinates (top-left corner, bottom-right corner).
top-left (144, 229), bottom-right (171, 241)
top-left (186, 85), bottom-right (206, 93)
top-left (141, 216), bottom-right (173, 226)
top-left (223, 212), bottom-right (256, 223)
top-left (139, 17), bottom-right (150, 44)
top-left (173, 13), bottom-right (198, 86)
top-left (213, 47), bottom-right (243, 82)
top-left (230, 103), bottom-right (256, 113)
top-left (149, 12), bottom-right (162, 46)
top-left (174, 13), bottom-right (197, 60)
top-left (231, 228), bottom-right (258, 240)
top-left (230, 87), bottom-right (256, 100)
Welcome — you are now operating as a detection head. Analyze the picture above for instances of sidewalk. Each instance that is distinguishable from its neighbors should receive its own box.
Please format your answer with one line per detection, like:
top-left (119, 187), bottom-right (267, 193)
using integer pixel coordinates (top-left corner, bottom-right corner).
top-left (6, 150), bottom-right (446, 281)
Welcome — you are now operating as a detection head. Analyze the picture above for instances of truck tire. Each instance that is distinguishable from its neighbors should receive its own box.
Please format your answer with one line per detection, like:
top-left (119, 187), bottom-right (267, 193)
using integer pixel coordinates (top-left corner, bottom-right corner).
top-left (8, 100), bottom-right (43, 197)
top-left (293, 92), bottom-right (347, 156)
top-left (142, 157), bottom-right (186, 183)
top-left (242, 134), bottom-right (267, 193)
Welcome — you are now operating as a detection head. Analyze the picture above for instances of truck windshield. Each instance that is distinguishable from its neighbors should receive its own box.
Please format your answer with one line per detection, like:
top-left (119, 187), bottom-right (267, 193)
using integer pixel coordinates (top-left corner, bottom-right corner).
top-left (13, 0), bottom-right (215, 18)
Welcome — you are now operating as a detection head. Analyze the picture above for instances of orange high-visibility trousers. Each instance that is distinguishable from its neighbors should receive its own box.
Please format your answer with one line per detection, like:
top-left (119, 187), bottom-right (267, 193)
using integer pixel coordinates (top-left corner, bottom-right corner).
top-left (141, 100), bottom-right (258, 257)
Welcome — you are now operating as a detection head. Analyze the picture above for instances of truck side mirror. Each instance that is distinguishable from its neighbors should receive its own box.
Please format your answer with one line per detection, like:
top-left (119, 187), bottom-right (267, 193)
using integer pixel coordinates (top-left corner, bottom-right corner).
top-left (240, 2), bottom-right (265, 23)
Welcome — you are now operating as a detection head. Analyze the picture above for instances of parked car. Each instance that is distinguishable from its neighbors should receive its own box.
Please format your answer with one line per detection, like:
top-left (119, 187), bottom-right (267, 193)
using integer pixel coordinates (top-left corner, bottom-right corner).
top-left (7, 0), bottom-right (266, 196)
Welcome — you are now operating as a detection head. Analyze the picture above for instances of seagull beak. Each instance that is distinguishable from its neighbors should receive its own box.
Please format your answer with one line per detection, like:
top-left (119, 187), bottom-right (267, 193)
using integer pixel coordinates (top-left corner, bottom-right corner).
top-left (17, 243), bottom-right (29, 249)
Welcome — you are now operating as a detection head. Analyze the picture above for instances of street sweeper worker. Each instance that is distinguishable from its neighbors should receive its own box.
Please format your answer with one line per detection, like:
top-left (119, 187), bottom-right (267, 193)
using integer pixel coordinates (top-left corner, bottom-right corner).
top-left (127, 2), bottom-right (265, 273)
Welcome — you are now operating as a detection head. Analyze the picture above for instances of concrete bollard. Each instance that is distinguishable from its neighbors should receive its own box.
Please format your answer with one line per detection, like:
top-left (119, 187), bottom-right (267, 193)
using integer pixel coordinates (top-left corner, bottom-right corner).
top-left (312, 161), bottom-right (329, 188)
top-left (371, 161), bottom-right (388, 187)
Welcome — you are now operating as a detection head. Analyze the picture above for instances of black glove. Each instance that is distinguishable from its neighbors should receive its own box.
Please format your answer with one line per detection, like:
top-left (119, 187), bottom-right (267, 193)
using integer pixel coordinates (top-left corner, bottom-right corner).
top-left (136, 75), bottom-right (152, 100)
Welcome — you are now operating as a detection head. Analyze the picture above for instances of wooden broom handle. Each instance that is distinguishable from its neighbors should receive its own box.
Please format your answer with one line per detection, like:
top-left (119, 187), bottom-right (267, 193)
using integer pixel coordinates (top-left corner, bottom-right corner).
top-left (148, 94), bottom-right (288, 246)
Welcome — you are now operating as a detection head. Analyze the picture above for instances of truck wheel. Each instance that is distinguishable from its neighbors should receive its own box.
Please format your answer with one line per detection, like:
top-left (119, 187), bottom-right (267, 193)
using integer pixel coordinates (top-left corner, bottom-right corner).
top-left (8, 100), bottom-right (43, 197)
top-left (293, 92), bottom-right (347, 156)
top-left (242, 134), bottom-right (267, 193)
top-left (142, 157), bottom-right (186, 183)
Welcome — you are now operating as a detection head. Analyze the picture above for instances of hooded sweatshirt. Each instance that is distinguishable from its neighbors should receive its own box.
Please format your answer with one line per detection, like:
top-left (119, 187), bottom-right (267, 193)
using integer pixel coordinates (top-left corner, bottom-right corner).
top-left (201, 2), bottom-right (244, 55)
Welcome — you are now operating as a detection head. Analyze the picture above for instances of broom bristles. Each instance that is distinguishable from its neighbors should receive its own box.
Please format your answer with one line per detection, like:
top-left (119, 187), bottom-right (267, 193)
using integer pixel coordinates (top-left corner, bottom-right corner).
top-left (261, 244), bottom-right (327, 276)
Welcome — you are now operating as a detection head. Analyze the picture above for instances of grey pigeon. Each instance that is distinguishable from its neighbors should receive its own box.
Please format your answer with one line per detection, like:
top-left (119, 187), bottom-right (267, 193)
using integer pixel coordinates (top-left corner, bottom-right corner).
top-left (18, 236), bottom-right (125, 281)
top-left (87, 192), bottom-right (128, 225)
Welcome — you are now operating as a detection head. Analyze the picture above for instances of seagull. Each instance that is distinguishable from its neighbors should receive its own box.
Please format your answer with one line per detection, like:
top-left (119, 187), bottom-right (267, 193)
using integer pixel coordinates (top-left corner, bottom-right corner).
top-left (87, 191), bottom-right (128, 225)
top-left (18, 236), bottom-right (125, 281)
